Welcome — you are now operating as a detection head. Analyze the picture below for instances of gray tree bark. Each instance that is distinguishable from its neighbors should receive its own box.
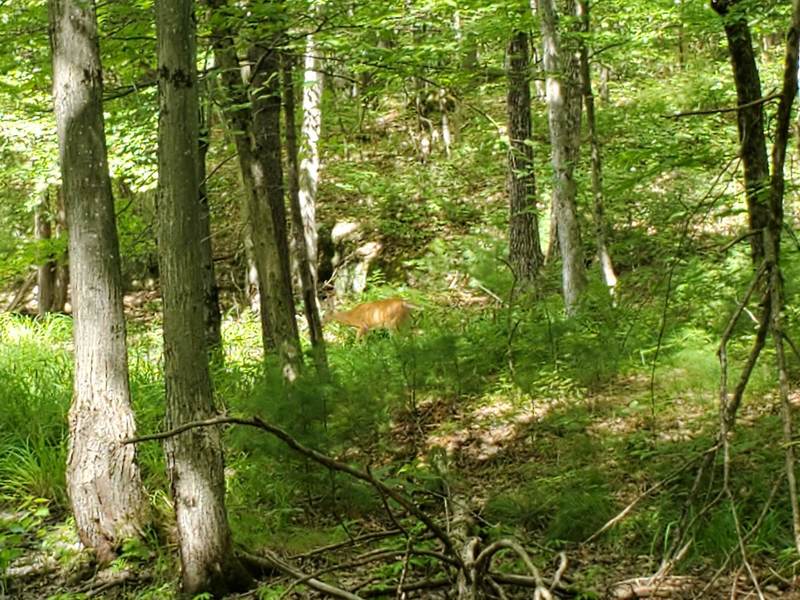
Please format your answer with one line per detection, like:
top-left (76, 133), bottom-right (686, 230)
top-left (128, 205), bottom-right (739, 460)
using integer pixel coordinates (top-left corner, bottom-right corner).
top-left (156, 0), bottom-right (252, 594)
top-left (506, 30), bottom-right (544, 286)
top-left (248, 43), bottom-right (303, 382)
top-left (283, 54), bottom-right (329, 378)
top-left (35, 188), bottom-right (56, 316)
top-left (577, 0), bottom-right (617, 295)
top-left (538, 0), bottom-right (587, 314)
top-left (52, 187), bottom-right (69, 313)
top-left (198, 77), bottom-right (222, 351)
top-left (204, 4), bottom-right (264, 320)
top-left (298, 22), bottom-right (324, 288)
top-left (48, 0), bottom-right (147, 564)
top-left (207, 2), bottom-right (302, 381)
top-left (711, 0), bottom-right (770, 266)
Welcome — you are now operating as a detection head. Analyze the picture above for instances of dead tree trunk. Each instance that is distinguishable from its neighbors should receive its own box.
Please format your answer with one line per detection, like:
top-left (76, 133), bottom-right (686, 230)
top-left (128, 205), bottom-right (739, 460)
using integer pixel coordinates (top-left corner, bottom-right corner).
top-left (298, 14), bottom-right (324, 287)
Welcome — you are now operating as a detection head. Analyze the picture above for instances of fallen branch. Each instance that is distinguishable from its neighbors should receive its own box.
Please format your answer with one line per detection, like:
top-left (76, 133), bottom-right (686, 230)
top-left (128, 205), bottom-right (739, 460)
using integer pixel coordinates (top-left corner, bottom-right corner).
top-left (360, 576), bottom-right (451, 597)
top-left (123, 414), bottom-right (465, 572)
top-left (289, 528), bottom-right (403, 560)
top-left (238, 548), bottom-right (363, 600)
top-left (585, 445), bottom-right (715, 544)
top-left (609, 575), bottom-right (697, 599)
top-left (5, 271), bottom-right (36, 312)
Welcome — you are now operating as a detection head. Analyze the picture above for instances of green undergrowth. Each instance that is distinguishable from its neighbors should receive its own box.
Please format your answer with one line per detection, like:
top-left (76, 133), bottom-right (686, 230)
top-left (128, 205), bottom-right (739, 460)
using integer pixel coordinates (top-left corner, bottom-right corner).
top-left (0, 246), bottom-right (797, 592)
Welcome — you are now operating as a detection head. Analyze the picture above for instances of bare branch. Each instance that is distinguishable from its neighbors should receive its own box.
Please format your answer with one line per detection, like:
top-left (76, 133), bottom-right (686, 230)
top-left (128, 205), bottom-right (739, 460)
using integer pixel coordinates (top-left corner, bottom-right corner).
top-left (664, 92), bottom-right (780, 119)
top-left (238, 548), bottom-right (364, 600)
top-left (123, 414), bottom-right (465, 572)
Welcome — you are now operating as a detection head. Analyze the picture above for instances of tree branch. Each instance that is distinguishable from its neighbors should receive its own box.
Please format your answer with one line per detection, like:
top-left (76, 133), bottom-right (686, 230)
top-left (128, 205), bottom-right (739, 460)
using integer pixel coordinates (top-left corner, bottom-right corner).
top-left (664, 92), bottom-right (780, 119)
top-left (123, 414), bottom-right (465, 572)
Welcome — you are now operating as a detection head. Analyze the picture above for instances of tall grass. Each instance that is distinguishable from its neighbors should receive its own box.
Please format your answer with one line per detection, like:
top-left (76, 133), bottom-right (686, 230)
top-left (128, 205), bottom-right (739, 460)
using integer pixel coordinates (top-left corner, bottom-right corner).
top-left (0, 314), bottom-right (72, 507)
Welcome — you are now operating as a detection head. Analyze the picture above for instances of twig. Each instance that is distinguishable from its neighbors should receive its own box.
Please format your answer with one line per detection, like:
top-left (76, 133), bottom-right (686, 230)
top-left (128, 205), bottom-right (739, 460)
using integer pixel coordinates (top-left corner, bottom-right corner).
top-left (289, 529), bottom-right (403, 560)
top-left (766, 0), bottom-right (800, 554)
top-left (281, 547), bottom-right (446, 600)
top-left (473, 539), bottom-right (550, 598)
top-left (472, 281), bottom-right (504, 305)
top-left (239, 548), bottom-right (363, 600)
top-left (719, 229), bottom-right (763, 254)
top-left (664, 91), bottom-right (780, 118)
top-left (368, 465), bottom-right (409, 539)
top-left (5, 271), bottom-right (36, 312)
top-left (200, 152), bottom-right (238, 188)
top-left (782, 331), bottom-right (800, 363)
top-left (648, 155), bottom-right (740, 435)
top-left (585, 445), bottom-right (714, 543)
top-left (719, 262), bottom-right (768, 504)
top-left (551, 552), bottom-right (568, 589)
top-left (396, 536), bottom-right (413, 599)
top-left (727, 499), bottom-right (765, 600)
top-left (361, 577), bottom-right (451, 597)
top-left (486, 576), bottom-right (510, 600)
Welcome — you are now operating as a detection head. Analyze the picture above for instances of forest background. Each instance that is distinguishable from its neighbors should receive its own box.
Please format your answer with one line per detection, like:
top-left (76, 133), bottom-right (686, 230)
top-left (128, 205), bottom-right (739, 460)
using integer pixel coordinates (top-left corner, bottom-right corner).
top-left (1, 0), bottom-right (800, 598)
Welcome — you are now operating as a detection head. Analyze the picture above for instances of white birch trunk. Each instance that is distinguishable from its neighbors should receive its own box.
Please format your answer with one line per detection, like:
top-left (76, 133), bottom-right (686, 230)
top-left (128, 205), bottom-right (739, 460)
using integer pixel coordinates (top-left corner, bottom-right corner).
top-left (298, 24), bottom-right (324, 288)
top-left (538, 0), bottom-right (587, 314)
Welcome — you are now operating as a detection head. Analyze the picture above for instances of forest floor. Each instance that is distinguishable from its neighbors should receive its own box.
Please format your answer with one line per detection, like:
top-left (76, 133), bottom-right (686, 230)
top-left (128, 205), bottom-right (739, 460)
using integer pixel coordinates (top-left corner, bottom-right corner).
top-left (4, 373), bottom-right (799, 599)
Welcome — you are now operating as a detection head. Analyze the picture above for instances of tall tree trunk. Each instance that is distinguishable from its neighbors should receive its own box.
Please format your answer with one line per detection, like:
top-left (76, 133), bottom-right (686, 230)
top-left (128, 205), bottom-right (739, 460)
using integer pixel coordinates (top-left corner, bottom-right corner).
top-left (48, 0), bottom-right (147, 564)
top-left (506, 29), bottom-right (544, 285)
top-left (156, 0), bottom-right (252, 594)
top-left (298, 20), bottom-right (324, 288)
top-left (282, 53), bottom-right (329, 378)
top-left (52, 187), bottom-right (69, 313)
top-left (711, 0), bottom-right (770, 266)
top-left (198, 74), bottom-right (222, 351)
top-left (765, 0), bottom-right (800, 552)
top-left (35, 188), bottom-right (56, 316)
top-left (205, 3), bottom-right (265, 321)
top-left (207, 2), bottom-right (302, 381)
top-left (248, 42), bottom-right (303, 382)
top-left (577, 0), bottom-right (617, 295)
top-left (538, 0), bottom-right (587, 314)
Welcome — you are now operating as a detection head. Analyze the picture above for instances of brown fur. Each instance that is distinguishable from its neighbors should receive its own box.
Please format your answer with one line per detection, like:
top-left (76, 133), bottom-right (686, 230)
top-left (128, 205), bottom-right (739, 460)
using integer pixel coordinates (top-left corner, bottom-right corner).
top-left (323, 298), bottom-right (416, 338)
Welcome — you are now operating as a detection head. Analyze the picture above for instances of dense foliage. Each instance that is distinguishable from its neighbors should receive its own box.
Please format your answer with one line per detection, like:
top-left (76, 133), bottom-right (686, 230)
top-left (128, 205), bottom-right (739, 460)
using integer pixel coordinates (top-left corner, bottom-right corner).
top-left (0, 0), bottom-right (798, 597)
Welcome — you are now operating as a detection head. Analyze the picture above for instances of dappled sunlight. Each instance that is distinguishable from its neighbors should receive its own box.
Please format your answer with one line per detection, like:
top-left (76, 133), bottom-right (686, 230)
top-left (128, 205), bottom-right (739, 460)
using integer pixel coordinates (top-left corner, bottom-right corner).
top-left (424, 394), bottom-right (569, 462)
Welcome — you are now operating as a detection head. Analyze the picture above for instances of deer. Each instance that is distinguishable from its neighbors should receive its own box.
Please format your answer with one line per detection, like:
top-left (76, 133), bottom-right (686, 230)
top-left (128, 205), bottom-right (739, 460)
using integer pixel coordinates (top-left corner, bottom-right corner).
top-left (323, 297), bottom-right (418, 339)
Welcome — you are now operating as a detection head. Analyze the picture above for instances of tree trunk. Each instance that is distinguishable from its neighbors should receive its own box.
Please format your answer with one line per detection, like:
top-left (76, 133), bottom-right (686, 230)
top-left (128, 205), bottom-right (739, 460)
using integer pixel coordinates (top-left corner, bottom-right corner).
top-left (48, 0), bottom-right (147, 564)
top-left (204, 4), bottom-right (265, 323)
top-left (198, 75), bottom-right (222, 352)
top-left (156, 0), bottom-right (252, 594)
top-left (765, 0), bottom-right (800, 552)
top-left (35, 188), bottom-right (56, 316)
top-left (506, 29), bottom-right (544, 286)
top-left (52, 187), bottom-right (69, 313)
top-left (282, 53), bottom-right (329, 379)
top-left (538, 0), bottom-right (587, 314)
top-left (207, 3), bottom-right (302, 381)
top-left (711, 0), bottom-right (770, 266)
top-left (298, 22), bottom-right (324, 287)
top-left (248, 42), bottom-right (303, 382)
top-left (577, 0), bottom-right (617, 295)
